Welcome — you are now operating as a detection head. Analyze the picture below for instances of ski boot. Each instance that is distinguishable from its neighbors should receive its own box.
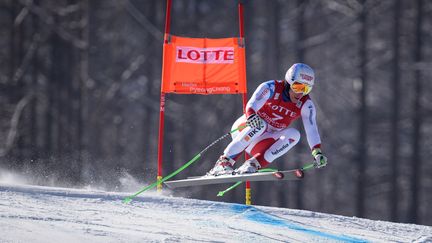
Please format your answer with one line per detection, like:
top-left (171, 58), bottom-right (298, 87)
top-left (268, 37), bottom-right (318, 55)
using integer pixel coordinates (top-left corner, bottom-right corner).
top-left (235, 157), bottom-right (261, 174)
top-left (207, 156), bottom-right (235, 176)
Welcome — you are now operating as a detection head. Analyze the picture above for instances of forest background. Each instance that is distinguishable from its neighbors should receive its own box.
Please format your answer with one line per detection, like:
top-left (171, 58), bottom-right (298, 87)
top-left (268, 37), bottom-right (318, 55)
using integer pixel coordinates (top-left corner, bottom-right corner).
top-left (0, 0), bottom-right (431, 225)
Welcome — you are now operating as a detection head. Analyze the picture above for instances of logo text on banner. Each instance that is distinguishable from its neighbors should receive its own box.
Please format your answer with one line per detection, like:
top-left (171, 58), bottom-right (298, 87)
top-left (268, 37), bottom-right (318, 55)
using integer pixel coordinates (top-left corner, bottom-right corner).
top-left (162, 36), bottom-right (247, 94)
top-left (176, 46), bottom-right (234, 64)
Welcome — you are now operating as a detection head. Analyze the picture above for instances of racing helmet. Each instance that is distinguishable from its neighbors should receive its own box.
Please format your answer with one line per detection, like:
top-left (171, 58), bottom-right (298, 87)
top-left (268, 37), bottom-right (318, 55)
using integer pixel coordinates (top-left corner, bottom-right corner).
top-left (285, 63), bottom-right (315, 94)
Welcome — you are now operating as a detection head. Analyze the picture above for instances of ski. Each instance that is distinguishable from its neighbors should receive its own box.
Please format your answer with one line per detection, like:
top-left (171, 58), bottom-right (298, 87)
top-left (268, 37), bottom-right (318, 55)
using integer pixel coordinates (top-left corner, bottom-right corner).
top-left (164, 169), bottom-right (305, 189)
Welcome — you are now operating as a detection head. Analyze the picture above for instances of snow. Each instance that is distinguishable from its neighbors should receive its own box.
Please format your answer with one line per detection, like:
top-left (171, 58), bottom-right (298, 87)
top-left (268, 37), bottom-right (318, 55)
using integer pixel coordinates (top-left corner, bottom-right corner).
top-left (0, 181), bottom-right (431, 242)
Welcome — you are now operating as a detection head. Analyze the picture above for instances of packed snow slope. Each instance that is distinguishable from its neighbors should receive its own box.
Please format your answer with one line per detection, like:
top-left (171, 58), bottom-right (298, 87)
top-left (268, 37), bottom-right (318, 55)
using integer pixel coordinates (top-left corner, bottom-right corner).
top-left (0, 183), bottom-right (431, 243)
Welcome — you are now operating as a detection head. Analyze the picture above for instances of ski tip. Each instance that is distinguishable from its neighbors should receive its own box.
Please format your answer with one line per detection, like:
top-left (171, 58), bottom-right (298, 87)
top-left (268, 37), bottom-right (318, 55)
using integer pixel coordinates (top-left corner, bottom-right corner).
top-left (273, 172), bottom-right (284, 179)
top-left (295, 169), bottom-right (304, 178)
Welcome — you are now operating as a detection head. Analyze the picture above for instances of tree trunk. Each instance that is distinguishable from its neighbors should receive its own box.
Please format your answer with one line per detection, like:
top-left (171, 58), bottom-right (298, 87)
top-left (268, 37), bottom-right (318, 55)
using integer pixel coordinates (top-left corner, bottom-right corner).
top-left (389, 0), bottom-right (401, 222)
top-left (408, 0), bottom-right (424, 224)
top-left (356, 0), bottom-right (368, 218)
top-left (77, 0), bottom-right (89, 180)
top-left (30, 0), bottom-right (40, 162)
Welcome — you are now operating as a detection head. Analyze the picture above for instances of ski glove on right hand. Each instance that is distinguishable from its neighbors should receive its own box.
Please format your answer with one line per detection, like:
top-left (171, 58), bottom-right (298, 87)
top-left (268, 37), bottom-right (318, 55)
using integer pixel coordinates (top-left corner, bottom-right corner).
top-left (312, 148), bottom-right (327, 168)
top-left (246, 113), bottom-right (263, 129)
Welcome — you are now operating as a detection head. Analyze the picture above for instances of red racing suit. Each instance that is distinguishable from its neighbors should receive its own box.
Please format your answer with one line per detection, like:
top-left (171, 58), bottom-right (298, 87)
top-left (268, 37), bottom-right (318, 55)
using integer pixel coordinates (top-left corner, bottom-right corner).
top-left (224, 80), bottom-right (322, 167)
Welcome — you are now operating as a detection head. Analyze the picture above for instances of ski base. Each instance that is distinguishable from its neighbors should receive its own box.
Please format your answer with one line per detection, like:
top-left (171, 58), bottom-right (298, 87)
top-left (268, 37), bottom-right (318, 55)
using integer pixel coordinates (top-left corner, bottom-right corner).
top-left (164, 169), bottom-right (304, 189)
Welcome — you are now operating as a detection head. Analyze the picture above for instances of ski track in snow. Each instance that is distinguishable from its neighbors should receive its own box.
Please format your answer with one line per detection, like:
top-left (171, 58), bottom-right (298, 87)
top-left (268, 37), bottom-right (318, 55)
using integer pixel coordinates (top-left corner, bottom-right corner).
top-left (0, 183), bottom-right (431, 243)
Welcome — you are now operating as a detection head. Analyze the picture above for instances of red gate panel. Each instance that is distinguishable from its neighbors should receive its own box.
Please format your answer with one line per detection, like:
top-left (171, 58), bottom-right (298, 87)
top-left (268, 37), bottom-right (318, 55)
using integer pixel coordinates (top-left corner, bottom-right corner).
top-left (161, 35), bottom-right (247, 94)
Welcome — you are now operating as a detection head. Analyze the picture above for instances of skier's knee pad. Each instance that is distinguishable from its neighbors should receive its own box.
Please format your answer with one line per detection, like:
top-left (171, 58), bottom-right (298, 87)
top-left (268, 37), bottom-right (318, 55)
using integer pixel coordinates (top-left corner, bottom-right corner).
top-left (284, 128), bottom-right (300, 144)
top-left (263, 128), bottom-right (301, 162)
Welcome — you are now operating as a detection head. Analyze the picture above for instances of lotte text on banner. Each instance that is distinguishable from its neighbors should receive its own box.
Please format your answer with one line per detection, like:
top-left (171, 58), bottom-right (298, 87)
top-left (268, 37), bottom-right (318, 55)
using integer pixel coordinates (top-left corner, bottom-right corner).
top-left (161, 35), bottom-right (247, 94)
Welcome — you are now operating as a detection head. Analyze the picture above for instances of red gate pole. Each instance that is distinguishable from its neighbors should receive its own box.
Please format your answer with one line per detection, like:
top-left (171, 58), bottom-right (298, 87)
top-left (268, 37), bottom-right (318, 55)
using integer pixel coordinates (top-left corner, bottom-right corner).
top-left (157, 0), bottom-right (172, 191)
top-left (238, 0), bottom-right (251, 205)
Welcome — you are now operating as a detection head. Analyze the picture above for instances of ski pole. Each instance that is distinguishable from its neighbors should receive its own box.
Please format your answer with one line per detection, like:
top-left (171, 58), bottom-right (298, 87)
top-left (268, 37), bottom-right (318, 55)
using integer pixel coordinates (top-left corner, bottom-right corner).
top-left (216, 162), bottom-right (316, 197)
top-left (123, 125), bottom-right (246, 203)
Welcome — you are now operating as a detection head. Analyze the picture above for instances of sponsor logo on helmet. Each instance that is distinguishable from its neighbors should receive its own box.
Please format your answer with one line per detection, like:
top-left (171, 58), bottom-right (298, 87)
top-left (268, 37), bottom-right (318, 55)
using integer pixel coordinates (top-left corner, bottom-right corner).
top-left (300, 73), bottom-right (313, 81)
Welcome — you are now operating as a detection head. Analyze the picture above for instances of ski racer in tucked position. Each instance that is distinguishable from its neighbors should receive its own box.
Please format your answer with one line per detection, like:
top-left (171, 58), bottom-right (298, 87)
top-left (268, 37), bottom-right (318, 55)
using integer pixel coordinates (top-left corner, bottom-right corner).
top-left (208, 63), bottom-right (328, 176)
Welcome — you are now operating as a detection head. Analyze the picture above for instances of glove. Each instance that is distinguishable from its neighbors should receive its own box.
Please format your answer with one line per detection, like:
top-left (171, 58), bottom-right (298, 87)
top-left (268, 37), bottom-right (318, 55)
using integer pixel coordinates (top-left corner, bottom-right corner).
top-left (246, 113), bottom-right (263, 129)
top-left (312, 148), bottom-right (327, 168)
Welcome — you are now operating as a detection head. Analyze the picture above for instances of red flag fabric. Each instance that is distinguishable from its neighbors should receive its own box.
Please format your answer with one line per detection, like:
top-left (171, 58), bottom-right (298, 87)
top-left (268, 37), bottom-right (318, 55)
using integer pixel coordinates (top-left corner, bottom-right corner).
top-left (161, 35), bottom-right (247, 94)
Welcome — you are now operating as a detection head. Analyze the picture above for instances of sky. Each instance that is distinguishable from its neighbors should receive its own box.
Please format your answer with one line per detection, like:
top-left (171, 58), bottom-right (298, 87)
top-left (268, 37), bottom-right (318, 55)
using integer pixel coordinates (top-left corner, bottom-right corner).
top-left (1, 176), bottom-right (431, 243)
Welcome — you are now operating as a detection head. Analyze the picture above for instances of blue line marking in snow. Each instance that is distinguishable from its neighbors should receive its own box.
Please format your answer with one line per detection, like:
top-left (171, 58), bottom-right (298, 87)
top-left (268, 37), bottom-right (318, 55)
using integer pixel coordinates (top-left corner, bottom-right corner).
top-left (231, 204), bottom-right (368, 243)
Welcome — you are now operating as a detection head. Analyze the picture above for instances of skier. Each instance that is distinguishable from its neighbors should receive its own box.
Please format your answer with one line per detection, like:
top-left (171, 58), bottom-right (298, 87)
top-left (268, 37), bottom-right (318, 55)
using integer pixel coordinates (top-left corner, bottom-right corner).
top-left (208, 63), bottom-right (327, 176)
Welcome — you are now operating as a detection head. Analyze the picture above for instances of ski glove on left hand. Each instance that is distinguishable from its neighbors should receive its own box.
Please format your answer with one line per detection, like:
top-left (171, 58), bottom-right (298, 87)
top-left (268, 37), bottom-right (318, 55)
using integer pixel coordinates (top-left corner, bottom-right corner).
top-left (312, 148), bottom-right (327, 168)
top-left (246, 113), bottom-right (263, 129)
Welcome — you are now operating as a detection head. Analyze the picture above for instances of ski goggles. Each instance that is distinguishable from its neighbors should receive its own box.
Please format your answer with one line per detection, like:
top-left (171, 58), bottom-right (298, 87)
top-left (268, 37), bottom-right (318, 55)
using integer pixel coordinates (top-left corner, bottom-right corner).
top-left (290, 82), bottom-right (312, 95)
